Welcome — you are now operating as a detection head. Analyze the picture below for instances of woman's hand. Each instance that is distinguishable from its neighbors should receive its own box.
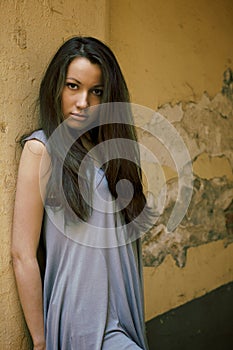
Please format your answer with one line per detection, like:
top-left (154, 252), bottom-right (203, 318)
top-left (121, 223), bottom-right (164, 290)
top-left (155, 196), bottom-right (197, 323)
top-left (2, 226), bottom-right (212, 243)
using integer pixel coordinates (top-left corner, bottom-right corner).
top-left (34, 345), bottom-right (46, 350)
top-left (33, 339), bottom-right (46, 350)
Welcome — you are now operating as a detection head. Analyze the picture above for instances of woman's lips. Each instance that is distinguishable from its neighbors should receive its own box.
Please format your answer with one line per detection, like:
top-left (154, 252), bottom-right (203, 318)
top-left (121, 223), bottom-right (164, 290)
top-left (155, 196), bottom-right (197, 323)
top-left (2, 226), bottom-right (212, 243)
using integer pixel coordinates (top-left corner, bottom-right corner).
top-left (70, 113), bottom-right (88, 121)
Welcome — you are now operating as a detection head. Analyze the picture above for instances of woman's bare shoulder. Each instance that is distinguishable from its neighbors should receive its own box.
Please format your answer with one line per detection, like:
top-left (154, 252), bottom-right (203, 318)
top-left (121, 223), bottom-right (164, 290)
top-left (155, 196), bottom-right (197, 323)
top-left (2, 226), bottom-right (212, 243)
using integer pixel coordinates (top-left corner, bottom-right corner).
top-left (24, 139), bottom-right (46, 156)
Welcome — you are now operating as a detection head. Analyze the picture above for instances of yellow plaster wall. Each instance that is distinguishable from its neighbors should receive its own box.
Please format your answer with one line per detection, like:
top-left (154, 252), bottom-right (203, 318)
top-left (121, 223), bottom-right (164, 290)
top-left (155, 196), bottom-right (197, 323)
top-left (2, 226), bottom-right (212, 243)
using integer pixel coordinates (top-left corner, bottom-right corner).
top-left (193, 153), bottom-right (233, 181)
top-left (109, 0), bottom-right (233, 321)
top-left (144, 240), bottom-right (233, 320)
top-left (0, 1), bottom-right (108, 348)
top-left (109, 0), bottom-right (233, 109)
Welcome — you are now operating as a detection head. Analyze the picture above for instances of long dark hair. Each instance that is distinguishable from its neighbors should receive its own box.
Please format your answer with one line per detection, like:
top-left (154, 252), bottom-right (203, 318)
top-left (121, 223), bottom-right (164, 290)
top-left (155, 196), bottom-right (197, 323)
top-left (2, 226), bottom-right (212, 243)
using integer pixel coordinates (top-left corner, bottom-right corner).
top-left (39, 36), bottom-right (152, 230)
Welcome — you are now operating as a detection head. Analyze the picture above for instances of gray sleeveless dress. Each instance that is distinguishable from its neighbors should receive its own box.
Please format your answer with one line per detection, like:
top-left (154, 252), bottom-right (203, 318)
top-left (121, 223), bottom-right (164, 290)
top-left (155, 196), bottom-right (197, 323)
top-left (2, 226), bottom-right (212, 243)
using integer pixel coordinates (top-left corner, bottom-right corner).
top-left (25, 130), bottom-right (149, 350)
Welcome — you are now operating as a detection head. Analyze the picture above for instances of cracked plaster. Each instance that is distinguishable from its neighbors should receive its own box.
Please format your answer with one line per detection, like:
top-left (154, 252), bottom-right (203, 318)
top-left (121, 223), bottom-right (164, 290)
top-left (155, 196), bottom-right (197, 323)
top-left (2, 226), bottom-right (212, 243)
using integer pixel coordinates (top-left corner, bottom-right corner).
top-left (141, 85), bottom-right (233, 268)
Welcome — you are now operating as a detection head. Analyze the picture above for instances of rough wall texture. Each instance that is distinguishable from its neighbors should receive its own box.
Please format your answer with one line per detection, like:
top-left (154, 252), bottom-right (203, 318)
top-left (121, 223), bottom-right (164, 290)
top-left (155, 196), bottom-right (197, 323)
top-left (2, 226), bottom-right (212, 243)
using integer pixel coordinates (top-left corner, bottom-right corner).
top-left (0, 1), bottom-right (108, 349)
top-left (141, 88), bottom-right (233, 268)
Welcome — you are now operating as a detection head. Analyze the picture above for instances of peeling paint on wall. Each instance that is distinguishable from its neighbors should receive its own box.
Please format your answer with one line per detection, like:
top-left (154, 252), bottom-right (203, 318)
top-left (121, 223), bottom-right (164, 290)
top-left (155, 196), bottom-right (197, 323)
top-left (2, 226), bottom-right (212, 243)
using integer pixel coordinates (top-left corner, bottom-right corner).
top-left (13, 21), bottom-right (27, 49)
top-left (142, 83), bottom-right (233, 268)
top-left (222, 67), bottom-right (233, 101)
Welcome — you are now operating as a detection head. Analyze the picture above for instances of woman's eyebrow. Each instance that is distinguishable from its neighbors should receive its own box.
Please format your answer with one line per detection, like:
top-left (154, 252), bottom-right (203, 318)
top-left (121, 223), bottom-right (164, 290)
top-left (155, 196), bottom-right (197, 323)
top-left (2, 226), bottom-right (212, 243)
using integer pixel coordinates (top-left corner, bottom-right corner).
top-left (66, 77), bottom-right (104, 87)
top-left (66, 77), bottom-right (81, 84)
top-left (92, 84), bottom-right (104, 88)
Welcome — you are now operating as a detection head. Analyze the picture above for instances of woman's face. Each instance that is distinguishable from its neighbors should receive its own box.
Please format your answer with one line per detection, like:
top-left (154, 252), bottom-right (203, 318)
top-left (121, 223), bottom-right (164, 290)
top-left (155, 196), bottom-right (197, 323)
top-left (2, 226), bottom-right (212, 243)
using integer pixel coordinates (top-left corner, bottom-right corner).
top-left (61, 57), bottom-right (103, 129)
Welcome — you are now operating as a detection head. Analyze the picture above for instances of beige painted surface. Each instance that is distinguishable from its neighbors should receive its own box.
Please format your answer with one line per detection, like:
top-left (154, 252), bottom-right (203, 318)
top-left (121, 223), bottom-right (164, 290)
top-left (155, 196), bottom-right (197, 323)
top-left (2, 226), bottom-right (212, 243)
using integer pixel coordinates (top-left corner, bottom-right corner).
top-left (110, 0), bottom-right (233, 109)
top-left (144, 240), bottom-right (233, 320)
top-left (0, 1), bottom-right (108, 348)
top-left (193, 152), bottom-right (233, 181)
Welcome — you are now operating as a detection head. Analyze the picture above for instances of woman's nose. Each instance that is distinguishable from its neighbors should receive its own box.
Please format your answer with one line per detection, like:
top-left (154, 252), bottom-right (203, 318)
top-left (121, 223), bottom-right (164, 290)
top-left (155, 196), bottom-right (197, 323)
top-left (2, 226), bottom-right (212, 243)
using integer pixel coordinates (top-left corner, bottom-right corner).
top-left (76, 91), bottom-right (89, 110)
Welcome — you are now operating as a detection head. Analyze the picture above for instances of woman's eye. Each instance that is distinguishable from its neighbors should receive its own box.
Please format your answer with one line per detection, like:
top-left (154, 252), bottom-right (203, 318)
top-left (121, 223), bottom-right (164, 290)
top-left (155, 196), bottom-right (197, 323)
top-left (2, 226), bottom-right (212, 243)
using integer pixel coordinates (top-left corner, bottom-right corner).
top-left (92, 88), bottom-right (103, 97)
top-left (66, 82), bottom-right (78, 90)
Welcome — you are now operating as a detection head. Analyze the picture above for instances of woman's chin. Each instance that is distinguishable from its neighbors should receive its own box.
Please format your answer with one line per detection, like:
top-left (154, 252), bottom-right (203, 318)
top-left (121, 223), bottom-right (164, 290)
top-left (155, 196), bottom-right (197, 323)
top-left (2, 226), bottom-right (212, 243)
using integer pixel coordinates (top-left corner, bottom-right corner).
top-left (64, 117), bottom-right (91, 131)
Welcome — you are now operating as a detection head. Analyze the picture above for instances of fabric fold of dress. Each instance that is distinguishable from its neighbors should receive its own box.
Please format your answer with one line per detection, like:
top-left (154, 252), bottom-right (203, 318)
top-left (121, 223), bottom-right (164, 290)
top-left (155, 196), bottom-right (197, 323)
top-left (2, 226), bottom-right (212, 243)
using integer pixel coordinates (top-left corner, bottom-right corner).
top-left (24, 130), bottom-right (149, 350)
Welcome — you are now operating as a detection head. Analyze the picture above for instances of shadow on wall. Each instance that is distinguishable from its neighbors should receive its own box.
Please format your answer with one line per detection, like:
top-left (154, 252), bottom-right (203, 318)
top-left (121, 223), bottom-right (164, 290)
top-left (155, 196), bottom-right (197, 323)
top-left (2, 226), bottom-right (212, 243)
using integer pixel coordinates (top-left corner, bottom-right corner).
top-left (142, 68), bottom-right (233, 268)
top-left (146, 281), bottom-right (233, 350)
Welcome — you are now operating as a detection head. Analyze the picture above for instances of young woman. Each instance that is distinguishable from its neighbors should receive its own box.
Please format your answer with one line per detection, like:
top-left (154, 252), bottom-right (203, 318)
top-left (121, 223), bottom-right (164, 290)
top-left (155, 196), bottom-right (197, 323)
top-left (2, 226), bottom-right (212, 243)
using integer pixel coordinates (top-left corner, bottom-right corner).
top-left (11, 36), bottom-right (152, 350)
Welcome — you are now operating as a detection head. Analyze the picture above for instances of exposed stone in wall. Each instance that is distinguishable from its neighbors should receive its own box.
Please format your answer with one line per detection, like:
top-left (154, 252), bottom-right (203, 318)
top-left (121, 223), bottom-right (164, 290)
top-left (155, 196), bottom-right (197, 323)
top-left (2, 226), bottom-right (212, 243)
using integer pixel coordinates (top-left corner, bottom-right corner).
top-left (142, 86), bottom-right (233, 268)
top-left (222, 67), bottom-right (233, 102)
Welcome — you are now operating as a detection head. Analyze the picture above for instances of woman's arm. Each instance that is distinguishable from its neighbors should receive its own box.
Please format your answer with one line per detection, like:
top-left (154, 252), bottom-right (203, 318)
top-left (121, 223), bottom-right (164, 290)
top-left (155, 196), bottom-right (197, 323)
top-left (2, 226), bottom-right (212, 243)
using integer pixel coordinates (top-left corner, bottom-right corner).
top-left (11, 139), bottom-right (49, 350)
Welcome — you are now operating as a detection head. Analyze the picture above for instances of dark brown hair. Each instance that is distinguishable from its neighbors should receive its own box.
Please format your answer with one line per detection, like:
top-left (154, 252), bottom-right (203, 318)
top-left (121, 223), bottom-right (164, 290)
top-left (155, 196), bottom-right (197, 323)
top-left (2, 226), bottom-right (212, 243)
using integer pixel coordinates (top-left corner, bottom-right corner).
top-left (39, 36), bottom-right (152, 231)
